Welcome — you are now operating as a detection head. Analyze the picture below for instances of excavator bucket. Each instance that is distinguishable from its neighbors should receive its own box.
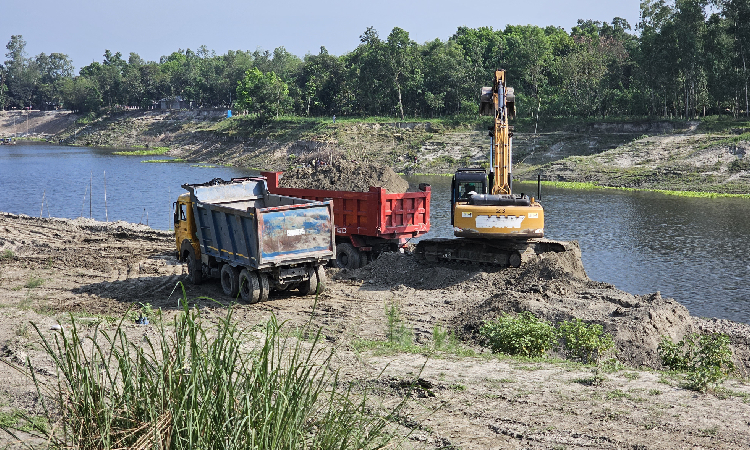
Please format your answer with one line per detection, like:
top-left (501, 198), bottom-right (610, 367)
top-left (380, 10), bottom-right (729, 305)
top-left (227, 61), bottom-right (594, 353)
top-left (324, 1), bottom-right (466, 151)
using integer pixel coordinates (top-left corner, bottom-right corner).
top-left (506, 87), bottom-right (516, 120)
top-left (480, 87), bottom-right (493, 116)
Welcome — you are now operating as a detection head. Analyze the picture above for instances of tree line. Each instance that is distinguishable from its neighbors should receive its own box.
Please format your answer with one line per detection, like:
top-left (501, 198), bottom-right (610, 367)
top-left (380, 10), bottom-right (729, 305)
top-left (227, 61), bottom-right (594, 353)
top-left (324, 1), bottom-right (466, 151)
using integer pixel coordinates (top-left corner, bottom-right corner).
top-left (1, 0), bottom-right (749, 119)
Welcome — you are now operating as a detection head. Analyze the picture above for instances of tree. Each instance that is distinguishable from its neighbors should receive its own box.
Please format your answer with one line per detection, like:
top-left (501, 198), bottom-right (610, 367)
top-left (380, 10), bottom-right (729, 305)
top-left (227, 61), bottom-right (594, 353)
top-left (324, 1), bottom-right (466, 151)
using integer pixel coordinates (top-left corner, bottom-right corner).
top-left (235, 68), bottom-right (291, 120)
top-left (60, 76), bottom-right (101, 112)
top-left (34, 52), bottom-right (74, 109)
top-left (4, 35), bottom-right (38, 109)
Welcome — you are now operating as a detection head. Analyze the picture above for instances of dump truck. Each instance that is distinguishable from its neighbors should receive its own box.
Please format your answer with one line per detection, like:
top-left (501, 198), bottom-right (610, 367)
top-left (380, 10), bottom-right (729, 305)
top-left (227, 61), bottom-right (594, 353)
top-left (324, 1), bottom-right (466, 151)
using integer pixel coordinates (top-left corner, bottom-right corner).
top-left (174, 176), bottom-right (335, 303)
top-left (261, 171), bottom-right (430, 269)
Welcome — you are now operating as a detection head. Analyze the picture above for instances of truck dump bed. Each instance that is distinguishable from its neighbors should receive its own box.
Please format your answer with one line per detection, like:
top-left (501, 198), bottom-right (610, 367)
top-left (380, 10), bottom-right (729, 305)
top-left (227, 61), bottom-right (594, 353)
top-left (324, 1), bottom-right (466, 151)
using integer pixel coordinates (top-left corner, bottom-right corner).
top-left (261, 171), bottom-right (430, 242)
top-left (183, 177), bottom-right (334, 268)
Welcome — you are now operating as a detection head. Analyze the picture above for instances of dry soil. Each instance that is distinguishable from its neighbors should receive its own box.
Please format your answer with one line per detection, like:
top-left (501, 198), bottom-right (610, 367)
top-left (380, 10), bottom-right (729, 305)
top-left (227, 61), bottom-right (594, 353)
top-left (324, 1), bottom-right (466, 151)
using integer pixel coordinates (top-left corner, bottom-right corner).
top-left (1, 213), bottom-right (749, 449)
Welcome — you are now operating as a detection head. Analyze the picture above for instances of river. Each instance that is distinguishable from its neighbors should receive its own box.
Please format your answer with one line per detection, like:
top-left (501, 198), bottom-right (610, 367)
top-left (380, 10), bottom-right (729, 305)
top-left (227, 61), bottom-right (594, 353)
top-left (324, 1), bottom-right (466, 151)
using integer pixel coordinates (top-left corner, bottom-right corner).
top-left (2, 143), bottom-right (749, 323)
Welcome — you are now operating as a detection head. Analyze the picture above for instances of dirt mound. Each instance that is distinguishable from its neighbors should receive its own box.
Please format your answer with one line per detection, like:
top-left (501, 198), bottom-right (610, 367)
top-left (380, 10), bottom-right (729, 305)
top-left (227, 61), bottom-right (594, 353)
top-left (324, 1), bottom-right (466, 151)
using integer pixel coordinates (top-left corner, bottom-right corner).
top-left (279, 160), bottom-right (409, 193)
top-left (336, 246), bottom-right (706, 371)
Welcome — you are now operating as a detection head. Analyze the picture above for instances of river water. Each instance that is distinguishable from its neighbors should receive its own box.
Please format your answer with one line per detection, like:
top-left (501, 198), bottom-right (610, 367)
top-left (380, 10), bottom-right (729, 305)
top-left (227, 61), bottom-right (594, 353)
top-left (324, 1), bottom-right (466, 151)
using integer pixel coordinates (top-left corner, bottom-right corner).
top-left (2, 144), bottom-right (749, 323)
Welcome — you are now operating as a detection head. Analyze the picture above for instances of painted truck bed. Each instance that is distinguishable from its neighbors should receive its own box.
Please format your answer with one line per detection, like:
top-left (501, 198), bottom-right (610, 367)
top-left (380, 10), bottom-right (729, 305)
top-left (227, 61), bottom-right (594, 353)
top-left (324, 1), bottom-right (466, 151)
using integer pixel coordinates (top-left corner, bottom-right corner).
top-left (183, 177), bottom-right (334, 269)
top-left (261, 171), bottom-right (430, 241)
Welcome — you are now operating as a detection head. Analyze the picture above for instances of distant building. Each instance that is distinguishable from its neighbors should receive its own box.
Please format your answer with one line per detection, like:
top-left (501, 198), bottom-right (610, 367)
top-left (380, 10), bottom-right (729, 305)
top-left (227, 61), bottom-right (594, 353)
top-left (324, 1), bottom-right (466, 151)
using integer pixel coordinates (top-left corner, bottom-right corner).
top-left (159, 96), bottom-right (192, 110)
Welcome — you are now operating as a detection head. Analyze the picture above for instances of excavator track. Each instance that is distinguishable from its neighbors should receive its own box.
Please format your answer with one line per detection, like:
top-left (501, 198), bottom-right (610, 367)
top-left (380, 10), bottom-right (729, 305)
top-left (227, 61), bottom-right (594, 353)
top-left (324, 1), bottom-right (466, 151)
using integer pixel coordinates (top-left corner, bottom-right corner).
top-left (414, 238), bottom-right (571, 268)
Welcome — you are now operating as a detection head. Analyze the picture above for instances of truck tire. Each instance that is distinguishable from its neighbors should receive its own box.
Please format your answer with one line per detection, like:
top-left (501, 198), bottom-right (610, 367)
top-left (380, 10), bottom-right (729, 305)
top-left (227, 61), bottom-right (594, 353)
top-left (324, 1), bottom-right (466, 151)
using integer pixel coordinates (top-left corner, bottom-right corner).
top-left (335, 243), bottom-right (361, 270)
top-left (298, 266), bottom-right (320, 296)
top-left (220, 264), bottom-right (240, 298)
top-left (258, 272), bottom-right (271, 302)
top-left (238, 269), bottom-right (261, 304)
top-left (182, 241), bottom-right (202, 285)
top-left (315, 265), bottom-right (327, 293)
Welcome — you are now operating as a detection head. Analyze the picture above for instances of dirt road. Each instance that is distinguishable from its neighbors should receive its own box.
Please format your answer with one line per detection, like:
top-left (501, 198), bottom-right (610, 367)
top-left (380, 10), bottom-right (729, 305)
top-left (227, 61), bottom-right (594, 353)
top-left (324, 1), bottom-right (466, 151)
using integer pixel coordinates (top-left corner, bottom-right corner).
top-left (1, 212), bottom-right (749, 448)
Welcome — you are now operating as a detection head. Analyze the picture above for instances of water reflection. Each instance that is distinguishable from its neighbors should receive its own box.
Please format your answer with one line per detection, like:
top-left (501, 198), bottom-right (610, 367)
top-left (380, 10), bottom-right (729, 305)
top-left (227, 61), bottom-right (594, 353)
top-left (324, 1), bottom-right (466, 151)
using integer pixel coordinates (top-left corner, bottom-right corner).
top-left (405, 174), bottom-right (750, 324)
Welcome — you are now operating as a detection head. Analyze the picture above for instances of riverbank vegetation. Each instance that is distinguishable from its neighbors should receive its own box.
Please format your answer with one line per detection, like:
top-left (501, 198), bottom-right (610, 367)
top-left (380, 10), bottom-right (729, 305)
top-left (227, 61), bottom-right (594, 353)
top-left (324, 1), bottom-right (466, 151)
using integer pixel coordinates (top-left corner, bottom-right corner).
top-left (2, 0), bottom-right (750, 122)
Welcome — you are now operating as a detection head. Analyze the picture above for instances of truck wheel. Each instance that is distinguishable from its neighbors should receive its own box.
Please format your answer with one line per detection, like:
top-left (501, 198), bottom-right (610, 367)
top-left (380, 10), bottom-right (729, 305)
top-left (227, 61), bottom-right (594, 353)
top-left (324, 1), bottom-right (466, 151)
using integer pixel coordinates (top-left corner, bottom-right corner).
top-left (298, 267), bottom-right (320, 296)
top-left (238, 269), bottom-right (261, 303)
top-left (335, 243), bottom-right (361, 270)
top-left (315, 266), bottom-right (327, 293)
top-left (182, 242), bottom-right (202, 285)
top-left (258, 272), bottom-right (271, 302)
top-left (220, 264), bottom-right (240, 298)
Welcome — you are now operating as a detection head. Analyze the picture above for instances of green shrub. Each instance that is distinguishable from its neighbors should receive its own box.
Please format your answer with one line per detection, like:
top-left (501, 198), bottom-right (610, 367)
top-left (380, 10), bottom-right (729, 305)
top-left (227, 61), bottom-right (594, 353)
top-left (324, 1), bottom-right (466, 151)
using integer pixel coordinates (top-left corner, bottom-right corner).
top-left (480, 312), bottom-right (556, 357)
top-left (557, 319), bottom-right (614, 364)
top-left (658, 333), bottom-right (735, 392)
top-left (18, 296), bottom-right (399, 449)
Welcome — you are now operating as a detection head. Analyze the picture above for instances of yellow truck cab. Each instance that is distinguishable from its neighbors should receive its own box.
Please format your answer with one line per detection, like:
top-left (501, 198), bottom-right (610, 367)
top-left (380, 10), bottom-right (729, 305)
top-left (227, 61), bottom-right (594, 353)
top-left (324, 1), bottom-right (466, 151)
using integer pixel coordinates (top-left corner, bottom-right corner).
top-left (174, 193), bottom-right (202, 284)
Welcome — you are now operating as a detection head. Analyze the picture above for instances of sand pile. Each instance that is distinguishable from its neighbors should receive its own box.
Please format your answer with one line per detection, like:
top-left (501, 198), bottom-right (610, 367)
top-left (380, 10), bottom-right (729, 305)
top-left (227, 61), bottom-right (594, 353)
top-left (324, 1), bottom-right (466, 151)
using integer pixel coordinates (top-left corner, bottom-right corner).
top-left (279, 160), bottom-right (409, 194)
top-left (335, 245), bottom-right (717, 371)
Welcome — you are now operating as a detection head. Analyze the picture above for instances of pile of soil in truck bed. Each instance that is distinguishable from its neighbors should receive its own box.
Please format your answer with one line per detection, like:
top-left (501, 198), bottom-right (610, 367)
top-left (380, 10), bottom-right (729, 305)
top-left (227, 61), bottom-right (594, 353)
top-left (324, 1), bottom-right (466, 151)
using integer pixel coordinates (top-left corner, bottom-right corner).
top-left (278, 160), bottom-right (410, 193)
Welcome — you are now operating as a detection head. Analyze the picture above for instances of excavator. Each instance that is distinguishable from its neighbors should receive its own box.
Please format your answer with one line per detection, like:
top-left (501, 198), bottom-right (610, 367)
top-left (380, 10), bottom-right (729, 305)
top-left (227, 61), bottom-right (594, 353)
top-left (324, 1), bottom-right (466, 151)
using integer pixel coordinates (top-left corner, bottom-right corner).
top-left (415, 70), bottom-right (565, 267)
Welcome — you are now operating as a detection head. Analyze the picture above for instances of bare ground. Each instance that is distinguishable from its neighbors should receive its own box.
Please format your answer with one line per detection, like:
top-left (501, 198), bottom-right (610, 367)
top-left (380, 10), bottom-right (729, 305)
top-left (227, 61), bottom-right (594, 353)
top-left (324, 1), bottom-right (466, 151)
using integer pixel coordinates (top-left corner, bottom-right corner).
top-left (1, 213), bottom-right (749, 448)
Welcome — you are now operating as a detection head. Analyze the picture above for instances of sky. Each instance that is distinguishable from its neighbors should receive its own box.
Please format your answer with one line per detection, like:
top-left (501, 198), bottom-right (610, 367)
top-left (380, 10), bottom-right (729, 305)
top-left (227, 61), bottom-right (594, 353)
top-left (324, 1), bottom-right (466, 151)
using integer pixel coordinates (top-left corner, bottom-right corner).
top-left (2, 0), bottom-right (642, 71)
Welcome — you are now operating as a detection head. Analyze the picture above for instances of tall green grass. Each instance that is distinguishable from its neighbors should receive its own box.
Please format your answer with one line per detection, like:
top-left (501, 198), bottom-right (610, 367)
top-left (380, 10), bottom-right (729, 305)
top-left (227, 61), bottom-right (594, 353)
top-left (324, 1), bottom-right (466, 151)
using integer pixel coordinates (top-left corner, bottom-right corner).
top-left (18, 294), bottom-right (400, 449)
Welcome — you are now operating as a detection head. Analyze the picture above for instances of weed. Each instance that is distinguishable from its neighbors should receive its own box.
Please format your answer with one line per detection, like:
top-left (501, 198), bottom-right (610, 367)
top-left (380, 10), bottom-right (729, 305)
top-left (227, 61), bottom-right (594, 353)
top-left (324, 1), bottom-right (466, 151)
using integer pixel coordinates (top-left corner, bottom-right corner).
top-left (480, 312), bottom-right (556, 357)
top-left (699, 426), bottom-right (719, 437)
top-left (557, 318), bottom-right (614, 364)
top-left (0, 249), bottom-right (15, 260)
top-left (450, 383), bottom-right (466, 391)
top-left (11, 294), bottom-right (401, 448)
top-left (648, 389), bottom-right (663, 396)
top-left (386, 300), bottom-right (413, 347)
top-left (622, 371), bottom-right (640, 380)
top-left (658, 333), bottom-right (735, 392)
top-left (574, 368), bottom-right (607, 386)
top-left (14, 322), bottom-right (29, 338)
top-left (606, 389), bottom-right (629, 400)
top-left (0, 410), bottom-right (48, 434)
top-left (24, 276), bottom-right (44, 289)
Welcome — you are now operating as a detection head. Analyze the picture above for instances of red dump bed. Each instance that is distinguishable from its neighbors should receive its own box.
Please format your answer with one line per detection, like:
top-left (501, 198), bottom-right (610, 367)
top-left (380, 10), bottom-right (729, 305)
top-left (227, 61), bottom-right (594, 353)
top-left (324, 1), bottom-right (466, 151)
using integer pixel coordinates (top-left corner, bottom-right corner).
top-left (262, 171), bottom-right (430, 244)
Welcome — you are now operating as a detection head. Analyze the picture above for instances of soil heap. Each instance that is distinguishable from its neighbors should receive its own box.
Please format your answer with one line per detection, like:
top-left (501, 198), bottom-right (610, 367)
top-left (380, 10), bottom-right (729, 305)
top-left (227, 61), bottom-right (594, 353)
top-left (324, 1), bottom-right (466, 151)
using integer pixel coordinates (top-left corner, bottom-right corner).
top-left (279, 160), bottom-right (409, 193)
top-left (336, 244), bottom-right (750, 374)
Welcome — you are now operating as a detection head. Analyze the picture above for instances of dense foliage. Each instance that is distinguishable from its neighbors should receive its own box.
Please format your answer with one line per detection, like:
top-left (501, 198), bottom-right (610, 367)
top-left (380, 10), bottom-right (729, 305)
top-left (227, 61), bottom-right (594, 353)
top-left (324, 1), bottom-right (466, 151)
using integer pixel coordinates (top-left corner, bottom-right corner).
top-left (2, 0), bottom-right (749, 118)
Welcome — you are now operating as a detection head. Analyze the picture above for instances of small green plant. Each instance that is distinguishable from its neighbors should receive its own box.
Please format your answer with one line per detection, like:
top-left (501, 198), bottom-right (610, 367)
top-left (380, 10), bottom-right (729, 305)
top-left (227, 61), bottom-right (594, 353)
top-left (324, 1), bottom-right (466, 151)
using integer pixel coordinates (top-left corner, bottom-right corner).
top-left (557, 318), bottom-right (614, 364)
top-left (14, 322), bottom-right (29, 338)
top-left (480, 312), bottom-right (556, 357)
top-left (431, 324), bottom-right (467, 353)
top-left (386, 300), bottom-right (413, 347)
top-left (658, 333), bottom-right (735, 392)
top-left (573, 368), bottom-right (607, 386)
top-left (24, 276), bottom-right (44, 289)
top-left (0, 249), bottom-right (15, 260)
top-left (648, 389), bottom-right (662, 396)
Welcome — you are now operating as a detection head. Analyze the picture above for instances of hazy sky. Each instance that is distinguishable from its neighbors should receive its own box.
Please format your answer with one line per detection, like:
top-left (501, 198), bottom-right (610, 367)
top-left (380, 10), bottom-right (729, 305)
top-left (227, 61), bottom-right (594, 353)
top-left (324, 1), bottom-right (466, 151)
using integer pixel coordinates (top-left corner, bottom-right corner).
top-left (2, 0), bottom-right (641, 71)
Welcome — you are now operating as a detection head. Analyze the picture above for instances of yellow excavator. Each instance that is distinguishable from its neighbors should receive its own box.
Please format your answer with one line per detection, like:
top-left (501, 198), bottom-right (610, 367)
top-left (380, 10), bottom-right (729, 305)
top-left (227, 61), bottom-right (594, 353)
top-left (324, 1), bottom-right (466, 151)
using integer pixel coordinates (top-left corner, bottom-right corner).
top-left (415, 70), bottom-right (563, 267)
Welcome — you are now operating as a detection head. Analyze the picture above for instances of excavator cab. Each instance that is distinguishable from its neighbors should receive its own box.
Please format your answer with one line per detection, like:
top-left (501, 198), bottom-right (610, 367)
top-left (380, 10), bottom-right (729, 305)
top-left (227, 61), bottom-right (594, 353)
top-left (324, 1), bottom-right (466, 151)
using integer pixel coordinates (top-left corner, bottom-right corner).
top-left (450, 169), bottom-right (488, 225)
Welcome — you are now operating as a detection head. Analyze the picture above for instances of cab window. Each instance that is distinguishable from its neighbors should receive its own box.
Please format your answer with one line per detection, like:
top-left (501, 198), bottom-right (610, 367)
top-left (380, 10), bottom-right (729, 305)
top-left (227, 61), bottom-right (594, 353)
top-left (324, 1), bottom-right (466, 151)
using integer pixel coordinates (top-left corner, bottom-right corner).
top-left (180, 204), bottom-right (187, 221)
top-left (458, 182), bottom-right (481, 199)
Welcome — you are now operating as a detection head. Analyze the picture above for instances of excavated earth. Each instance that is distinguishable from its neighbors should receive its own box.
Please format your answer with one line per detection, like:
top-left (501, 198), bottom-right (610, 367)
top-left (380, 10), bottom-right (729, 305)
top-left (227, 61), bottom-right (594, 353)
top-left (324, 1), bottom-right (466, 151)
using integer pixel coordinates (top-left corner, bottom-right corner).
top-left (1, 212), bottom-right (750, 449)
top-left (279, 159), bottom-right (410, 193)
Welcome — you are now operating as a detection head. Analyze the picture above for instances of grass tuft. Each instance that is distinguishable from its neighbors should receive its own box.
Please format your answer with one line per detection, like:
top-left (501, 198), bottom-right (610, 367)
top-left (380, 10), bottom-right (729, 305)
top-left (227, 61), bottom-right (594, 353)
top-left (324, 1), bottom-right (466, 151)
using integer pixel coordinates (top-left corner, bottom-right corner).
top-left (11, 289), bottom-right (401, 449)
